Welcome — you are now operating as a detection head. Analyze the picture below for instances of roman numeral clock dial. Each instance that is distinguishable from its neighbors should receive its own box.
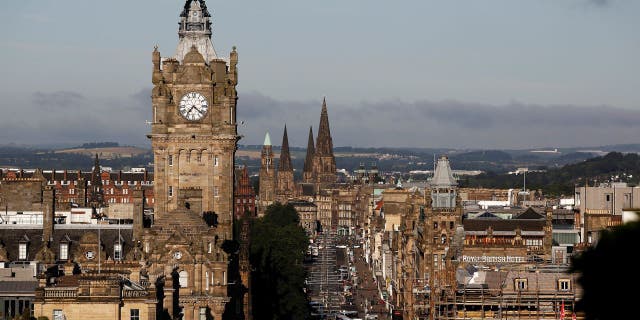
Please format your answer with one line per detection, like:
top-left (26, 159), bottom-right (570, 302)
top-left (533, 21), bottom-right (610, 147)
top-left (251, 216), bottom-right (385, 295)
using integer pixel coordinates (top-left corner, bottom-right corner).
top-left (179, 92), bottom-right (208, 121)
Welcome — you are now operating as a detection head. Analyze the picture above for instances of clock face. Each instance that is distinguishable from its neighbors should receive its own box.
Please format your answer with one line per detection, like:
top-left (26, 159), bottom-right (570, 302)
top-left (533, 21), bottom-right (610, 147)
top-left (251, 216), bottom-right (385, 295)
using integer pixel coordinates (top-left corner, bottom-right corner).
top-left (85, 251), bottom-right (95, 260)
top-left (179, 92), bottom-right (208, 121)
top-left (173, 251), bottom-right (182, 260)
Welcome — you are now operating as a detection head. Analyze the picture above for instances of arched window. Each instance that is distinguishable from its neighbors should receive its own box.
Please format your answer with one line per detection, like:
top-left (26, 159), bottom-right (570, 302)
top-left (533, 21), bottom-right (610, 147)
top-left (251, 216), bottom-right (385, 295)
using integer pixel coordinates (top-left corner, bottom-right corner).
top-left (179, 270), bottom-right (188, 288)
top-left (440, 234), bottom-right (447, 244)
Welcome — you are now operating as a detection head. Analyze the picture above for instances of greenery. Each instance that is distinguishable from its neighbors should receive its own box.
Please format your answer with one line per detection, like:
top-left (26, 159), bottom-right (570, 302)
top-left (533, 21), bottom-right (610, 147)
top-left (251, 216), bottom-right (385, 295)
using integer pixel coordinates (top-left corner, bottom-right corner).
top-left (77, 142), bottom-right (119, 148)
top-left (461, 152), bottom-right (640, 196)
top-left (571, 217), bottom-right (640, 320)
top-left (250, 203), bottom-right (310, 320)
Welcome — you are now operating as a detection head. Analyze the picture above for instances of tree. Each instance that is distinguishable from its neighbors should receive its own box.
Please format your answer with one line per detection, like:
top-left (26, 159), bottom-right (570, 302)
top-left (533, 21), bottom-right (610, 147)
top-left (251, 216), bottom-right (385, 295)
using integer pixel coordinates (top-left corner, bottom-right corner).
top-left (571, 218), bottom-right (640, 320)
top-left (250, 203), bottom-right (310, 320)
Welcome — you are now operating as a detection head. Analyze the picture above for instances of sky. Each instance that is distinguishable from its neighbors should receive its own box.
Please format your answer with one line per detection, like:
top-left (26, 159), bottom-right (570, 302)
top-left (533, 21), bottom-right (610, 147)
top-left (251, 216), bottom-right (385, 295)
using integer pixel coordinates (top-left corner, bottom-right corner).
top-left (0, 0), bottom-right (638, 149)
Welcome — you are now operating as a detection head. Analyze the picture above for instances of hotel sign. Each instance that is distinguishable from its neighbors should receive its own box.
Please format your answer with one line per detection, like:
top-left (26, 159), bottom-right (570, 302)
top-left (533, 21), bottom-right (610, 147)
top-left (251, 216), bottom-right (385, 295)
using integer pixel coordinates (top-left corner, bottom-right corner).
top-left (462, 255), bottom-right (527, 263)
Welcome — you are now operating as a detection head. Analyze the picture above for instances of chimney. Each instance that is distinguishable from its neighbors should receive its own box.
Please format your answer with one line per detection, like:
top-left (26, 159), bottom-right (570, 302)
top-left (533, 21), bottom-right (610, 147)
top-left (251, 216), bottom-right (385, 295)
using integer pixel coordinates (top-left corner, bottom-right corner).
top-left (42, 186), bottom-right (55, 243)
top-left (132, 187), bottom-right (145, 241)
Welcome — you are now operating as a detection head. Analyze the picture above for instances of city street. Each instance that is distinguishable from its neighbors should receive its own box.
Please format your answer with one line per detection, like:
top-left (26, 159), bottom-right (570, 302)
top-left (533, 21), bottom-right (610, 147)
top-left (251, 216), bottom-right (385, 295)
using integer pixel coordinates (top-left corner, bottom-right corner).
top-left (352, 246), bottom-right (389, 320)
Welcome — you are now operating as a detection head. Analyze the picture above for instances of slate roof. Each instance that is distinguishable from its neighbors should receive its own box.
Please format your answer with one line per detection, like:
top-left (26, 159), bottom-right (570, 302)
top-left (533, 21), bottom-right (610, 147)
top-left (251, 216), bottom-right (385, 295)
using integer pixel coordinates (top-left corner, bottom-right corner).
top-left (0, 226), bottom-right (133, 262)
top-left (0, 281), bottom-right (38, 294)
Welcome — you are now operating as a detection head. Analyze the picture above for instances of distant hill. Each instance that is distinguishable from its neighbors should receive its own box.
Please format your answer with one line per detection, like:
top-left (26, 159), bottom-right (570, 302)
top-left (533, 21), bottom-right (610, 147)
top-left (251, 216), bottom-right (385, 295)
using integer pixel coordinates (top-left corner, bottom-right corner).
top-left (462, 152), bottom-right (640, 196)
top-left (55, 146), bottom-right (149, 160)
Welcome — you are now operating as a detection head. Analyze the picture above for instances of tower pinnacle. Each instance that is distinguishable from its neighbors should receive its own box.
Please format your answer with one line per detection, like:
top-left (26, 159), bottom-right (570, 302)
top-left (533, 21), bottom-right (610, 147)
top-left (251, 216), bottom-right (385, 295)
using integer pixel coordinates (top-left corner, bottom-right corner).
top-left (175, 0), bottom-right (217, 63)
top-left (278, 125), bottom-right (293, 172)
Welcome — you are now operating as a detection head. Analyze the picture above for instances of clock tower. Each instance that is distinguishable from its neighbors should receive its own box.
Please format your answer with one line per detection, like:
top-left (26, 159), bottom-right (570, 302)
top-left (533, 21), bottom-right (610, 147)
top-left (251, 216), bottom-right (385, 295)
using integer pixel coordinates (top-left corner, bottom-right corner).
top-left (149, 0), bottom-right (238, 238)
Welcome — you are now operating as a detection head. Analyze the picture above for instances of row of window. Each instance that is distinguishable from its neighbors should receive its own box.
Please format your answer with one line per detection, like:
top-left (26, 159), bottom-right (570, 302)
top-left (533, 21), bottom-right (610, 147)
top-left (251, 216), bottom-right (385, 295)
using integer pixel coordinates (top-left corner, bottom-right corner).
top-left (17, 243), bottom-right (124, 261)
top-left (434, 221), bottom-right (455, 230)
top-left (168, 186), bottom-right (220, 197)
top-left (169, 154), bottom-right (220, 166)
top-left (514, 278), bottom-right (571, 291)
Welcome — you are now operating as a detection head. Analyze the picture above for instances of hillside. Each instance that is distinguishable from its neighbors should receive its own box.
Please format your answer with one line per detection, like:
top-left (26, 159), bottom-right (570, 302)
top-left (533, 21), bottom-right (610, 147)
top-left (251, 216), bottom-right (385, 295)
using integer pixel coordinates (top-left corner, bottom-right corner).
top-left (461, 152), bottom-right (640, 196)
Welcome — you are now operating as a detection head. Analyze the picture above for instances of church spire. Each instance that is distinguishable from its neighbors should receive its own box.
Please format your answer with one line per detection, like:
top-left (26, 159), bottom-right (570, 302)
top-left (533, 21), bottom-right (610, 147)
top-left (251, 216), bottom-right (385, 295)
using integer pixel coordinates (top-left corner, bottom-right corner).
top-left (278, 125), bottom-right (293, 172)
top-left (315, 97), bottom-right (334, 156)
top-left (303, 126), bottom-right (315, 174)
top-left (175, 0), bottom-right (217, 63)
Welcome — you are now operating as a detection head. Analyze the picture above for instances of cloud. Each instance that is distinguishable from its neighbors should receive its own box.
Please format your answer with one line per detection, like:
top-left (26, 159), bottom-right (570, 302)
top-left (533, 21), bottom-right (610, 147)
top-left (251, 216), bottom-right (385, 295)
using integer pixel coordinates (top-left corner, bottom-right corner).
top-left (1, 90), bottom-right (150, 147)
top-left (32, 91), bottom-right (85, 109)
top-left (3, 89), bottom-right (639, 150)
top-left (236, 92), bottom-right (640, 149)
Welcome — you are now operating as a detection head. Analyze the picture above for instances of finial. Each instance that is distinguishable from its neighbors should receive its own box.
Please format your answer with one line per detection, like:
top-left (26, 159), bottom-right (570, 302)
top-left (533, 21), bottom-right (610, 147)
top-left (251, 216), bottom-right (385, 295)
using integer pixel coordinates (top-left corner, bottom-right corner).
top-left (232, 46), bottom-right (237, 51)
top-left (154, 44), bottom-right (159, 51)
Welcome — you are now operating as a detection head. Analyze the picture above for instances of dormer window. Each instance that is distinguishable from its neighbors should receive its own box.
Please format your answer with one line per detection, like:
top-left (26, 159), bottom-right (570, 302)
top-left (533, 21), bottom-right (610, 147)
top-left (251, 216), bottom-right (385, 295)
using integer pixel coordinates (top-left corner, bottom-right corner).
top-left (515, 278), bottom-right (528, 291)
top-left (559, 279), bottom-right (571, 291)
top-left (59, 243), bottom-right (69, 260)
top-left (19, 243), bottom-right (27, 260)
top-left (114, 243), bottom-right (122, 261)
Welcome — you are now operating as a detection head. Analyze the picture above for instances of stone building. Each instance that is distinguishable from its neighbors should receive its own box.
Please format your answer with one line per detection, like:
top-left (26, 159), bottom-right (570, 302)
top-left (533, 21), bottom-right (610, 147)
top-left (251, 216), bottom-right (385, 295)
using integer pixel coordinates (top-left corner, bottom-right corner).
top-left (574, 183), bottom-right (640, 244)
top-left (19, 1), bottom-right (242, 319)
top-left (275, 126), bottom-right (295, 203)
top-left (0, 166), bottom-right (155, 211)
top-left (234, 165), bottom-right (256, 219)
top-left (289, 200), bottom-right (318, 236)
top-left (257, 133), bottom-right (275, 216)
top-left (310, 98), bottom-right (337, 189)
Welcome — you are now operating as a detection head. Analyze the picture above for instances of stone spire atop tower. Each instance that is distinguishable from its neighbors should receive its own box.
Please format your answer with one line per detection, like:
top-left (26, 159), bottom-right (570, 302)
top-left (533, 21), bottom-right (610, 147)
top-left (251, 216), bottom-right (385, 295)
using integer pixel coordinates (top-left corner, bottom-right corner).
top-left (278, 125), bottom-right (292, 172)
top-left (258, 132), bottom-right (275, 216)
top-left (315, 97), bottom-right (334, 156)
top-left (312, 98), bottom-right (337, 185)
top-left (263, 132), bottom-right (271, 146)
top-left (276, 125), bottom-right (295, 202)
top-left (175, 0), bottom-right (218, 63)
top-left (303, 126), bottom-right (315, 183)
top-left (89, 154), bottom-right (104, 207)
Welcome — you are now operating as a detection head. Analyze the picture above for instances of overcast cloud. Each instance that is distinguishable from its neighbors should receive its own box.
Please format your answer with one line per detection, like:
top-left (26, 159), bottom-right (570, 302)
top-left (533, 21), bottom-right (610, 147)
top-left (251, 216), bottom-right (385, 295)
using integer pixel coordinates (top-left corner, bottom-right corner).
top-left (1, 90), bottom-right (638, 149)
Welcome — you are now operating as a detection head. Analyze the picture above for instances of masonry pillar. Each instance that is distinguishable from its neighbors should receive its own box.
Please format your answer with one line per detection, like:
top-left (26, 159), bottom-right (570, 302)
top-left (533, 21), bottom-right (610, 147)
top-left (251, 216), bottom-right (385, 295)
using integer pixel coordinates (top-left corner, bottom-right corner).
top-left (132, 187), bottom-right (145, 241)
top-left (42, 186), bottom-right (55, 243)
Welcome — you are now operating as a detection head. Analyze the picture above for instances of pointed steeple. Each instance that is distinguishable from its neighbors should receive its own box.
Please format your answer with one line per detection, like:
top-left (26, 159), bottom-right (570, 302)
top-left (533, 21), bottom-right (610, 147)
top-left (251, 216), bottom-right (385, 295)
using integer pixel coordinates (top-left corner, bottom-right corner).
top-left (90, 154), bottom-right (104, 207)
top-left (263, 132), bottom-right (271, 146)
top-left (315, 97), bottom-right (334, 156)
top-left (278, 125), bottom-right (293, 172)
top-left (431, 155), bottom-right (457, 187)
top-left (175, 0), bottom-right (217, 63)
top-left (303, 126), bottom-right (315, 174)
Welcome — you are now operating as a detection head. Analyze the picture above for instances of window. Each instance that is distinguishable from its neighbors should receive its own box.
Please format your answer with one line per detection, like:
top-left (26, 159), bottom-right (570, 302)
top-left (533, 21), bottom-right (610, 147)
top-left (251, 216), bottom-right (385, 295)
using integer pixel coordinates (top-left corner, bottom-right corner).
top-left (169, 186), bottom-right (173, 197)
top-left (123, 188), bottom-right (128, 195)
top-left (559, 279), bottom-right (571, 291)
top-left (214, 186), bottom-right (219, 197)
top-left (199, 307), bottom-right (207, 320)
top-left (114, 243), bottom-right (122, 261)
top-left (19, 243), bottom-right (27, 260)
top-left (179, 270), bottom-right (188, 288)
top-left (214, 156), bottom-right (219, 166)
top-left (168, 155), bottom-right (173, 166)
top-left (440, 234), bottom-right (447, 244)
top-left (205, 271), bottom-right (210, 290)
top-left (69, 188), bottom-right (75, 195)
top-left (515, 278), bottom-right (528, 291)
top-left (53, 310), bottom-right (64, 320)
top-left (130, 309), bottom-right (140, 320)
top-left (433, 254), bottom-right (438, 268)
top-left (60, 243), bottom-right (68, 260)
top-left (433, 222), bottom-right (438, 230)
top-left (208, 242), bottom-right (213, 253)
top-left (450, 221), bottom-right (454, 230)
